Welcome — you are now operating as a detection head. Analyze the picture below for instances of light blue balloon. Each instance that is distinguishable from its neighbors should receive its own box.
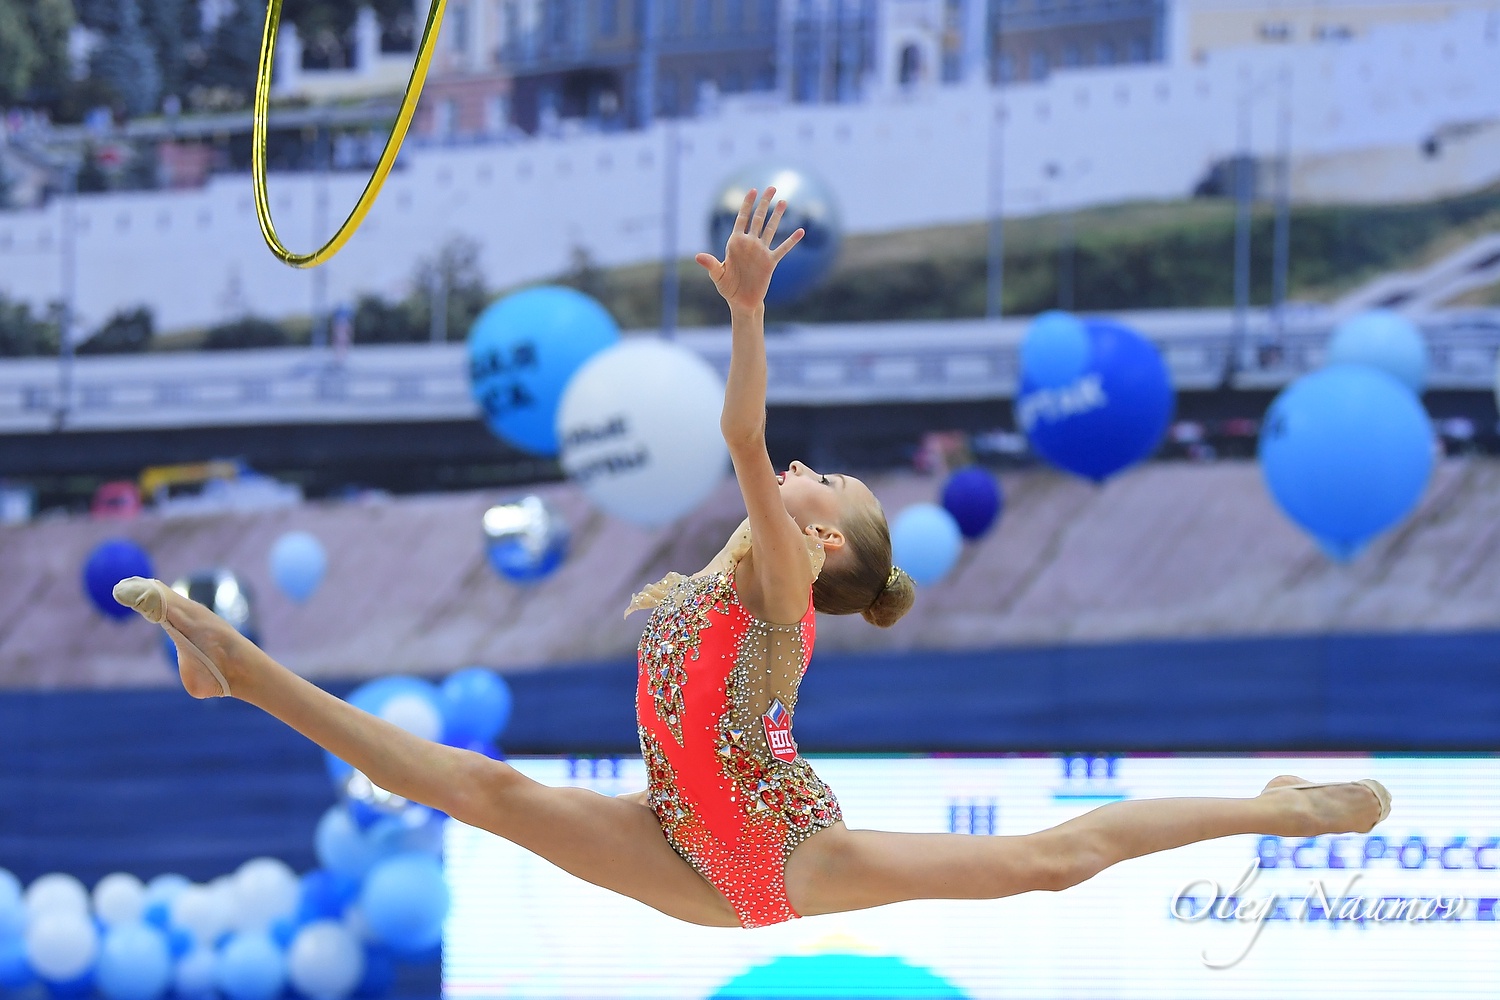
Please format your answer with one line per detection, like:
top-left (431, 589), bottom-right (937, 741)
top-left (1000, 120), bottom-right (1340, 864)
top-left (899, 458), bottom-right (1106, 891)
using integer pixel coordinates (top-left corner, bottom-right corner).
top-left (171, 948), bottom-right (216, 1000)
top-left (1327, 310), bottom-right (1428, 393)
top-left (357, 855), bottom-right (449, 953)
top-left (1260, 364), bottom-right (1435, 560)
top-left (215, 933), bottom-right (284, 1000)
top-left (889, 504), bottom-right (963, 588)
top-left (1020, 311), bottom-right (1091, 389)
top-left (141, 876), bottom-right (188, 913)
top-left (0, 934), bottom-right (31, 989)
top-left (314, 807), bottom-right (381, 882)
top-left (269, 532), bottom-right (327, 604)
top-left (325, 677), bottom-right (442, 787)
top-left (467, 286), bottom-right (621, 457)
top-left (439, 668), bottom-right (513, 746)
top-left (96, 924), bottom-right (171, 1000)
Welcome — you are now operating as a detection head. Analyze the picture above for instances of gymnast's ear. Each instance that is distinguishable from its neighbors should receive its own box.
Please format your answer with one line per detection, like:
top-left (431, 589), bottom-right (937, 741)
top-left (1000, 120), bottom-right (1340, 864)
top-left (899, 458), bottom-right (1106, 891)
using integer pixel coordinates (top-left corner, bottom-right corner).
top-left (805, 523), bottom-right (845, 553)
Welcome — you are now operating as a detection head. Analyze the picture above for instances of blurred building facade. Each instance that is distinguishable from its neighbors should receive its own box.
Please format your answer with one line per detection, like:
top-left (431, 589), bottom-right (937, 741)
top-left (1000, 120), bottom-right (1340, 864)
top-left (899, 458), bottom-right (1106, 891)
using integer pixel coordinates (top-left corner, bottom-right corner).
top-left (411, 0), bottom-right (1168, 139)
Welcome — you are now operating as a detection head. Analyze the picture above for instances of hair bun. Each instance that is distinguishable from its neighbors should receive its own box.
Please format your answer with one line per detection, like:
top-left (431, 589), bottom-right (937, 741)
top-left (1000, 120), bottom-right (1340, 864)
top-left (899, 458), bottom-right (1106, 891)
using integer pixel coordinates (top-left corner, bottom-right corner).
top-left (862, 566), bottom-right (915, 628)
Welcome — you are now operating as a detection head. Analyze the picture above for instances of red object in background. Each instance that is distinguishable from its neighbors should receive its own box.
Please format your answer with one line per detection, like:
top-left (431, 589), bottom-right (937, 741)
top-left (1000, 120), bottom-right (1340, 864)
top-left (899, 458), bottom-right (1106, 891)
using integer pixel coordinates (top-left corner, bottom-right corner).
top-left (91, 480), bottom-right (142, 520)
top-left (1221, 417), bottom-right (1260, 438)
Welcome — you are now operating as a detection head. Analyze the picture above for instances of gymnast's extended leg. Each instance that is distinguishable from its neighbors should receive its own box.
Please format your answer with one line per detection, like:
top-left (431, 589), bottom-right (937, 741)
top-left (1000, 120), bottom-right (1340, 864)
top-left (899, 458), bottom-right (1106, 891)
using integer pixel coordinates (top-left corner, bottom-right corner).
top-left (117, 578), bottom-right (741, 928)
top-left (784, 776), bottom-right (1384, 917)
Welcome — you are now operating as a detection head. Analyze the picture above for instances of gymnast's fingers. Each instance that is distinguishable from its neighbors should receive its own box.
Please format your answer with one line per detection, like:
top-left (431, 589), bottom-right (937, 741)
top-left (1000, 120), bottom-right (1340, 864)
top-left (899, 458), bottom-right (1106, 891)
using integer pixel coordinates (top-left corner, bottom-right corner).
top-left (733, 189), bottom-right (756, 236)
top-left (772, 227), bottom-right (806, 262)
top-left (762, 200), bottom-right (788, 246)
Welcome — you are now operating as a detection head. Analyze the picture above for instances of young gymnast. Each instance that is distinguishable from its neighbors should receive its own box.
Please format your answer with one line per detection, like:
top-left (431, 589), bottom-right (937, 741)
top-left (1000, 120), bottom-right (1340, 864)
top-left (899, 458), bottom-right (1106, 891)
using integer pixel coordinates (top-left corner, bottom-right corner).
top-left (115, 186), bottom-right (1390, 931)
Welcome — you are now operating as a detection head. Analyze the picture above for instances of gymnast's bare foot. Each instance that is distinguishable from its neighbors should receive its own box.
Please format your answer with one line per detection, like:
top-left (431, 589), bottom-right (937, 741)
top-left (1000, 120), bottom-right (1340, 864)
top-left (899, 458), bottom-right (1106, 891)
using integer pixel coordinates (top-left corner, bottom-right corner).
top-left (1258, 774), bottom-right (1389, 837)
top-left (113, 577), bottom-right (244, 699)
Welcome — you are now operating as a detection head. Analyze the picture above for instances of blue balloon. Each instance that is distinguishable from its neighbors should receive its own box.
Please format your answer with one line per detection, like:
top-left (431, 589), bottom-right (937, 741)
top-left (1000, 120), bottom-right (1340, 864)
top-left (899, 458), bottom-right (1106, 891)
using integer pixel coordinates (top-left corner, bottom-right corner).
top-left (1015, 318), bottom-right (1174, 483)
top-left (269, 532), bottom-right (327, 604)
top-left (0, 869), bottom-right (22, 939)
top-left (467, 286), bottom-right (620, 456)
top-left (43, 972), bottom-right (93, 998)
top-left (358, 855), bottom-right (449, 953)
top-left (1020, 311), bottom-right (1091, 389)
top-left (889, 504), bottom-right (963, 588)
top-left (325, 677), bottom-right (442, 787)
top-left (83, 539), bottom-right (153, 620)
top-left (485, 537), bottom-right (567, 584)
top-left (439, 668), bottom-right (513, 746)
top-left (1327, 310), bottom-right (1428, 393)
top-left (0, 934), bottom-right (32, 990)
top-left (708, 165), bottom-right (842, 305)
top-left (1260, 365), bottom-right (1435, 560)
top-left (314, 807), bottom-right (381, 882)
top-left (96, 924), bottom-right (171, 1000)
top-left (165, 930), bottom-right (192, 961)
top-left (297, 871), bottom-right (359, 925)
top-left (352, 947), bottom-right (395, 999)
top-left (940, 467), bottom-right (1003, 540)
top-left (215, 934), bottom-right (284, 1000)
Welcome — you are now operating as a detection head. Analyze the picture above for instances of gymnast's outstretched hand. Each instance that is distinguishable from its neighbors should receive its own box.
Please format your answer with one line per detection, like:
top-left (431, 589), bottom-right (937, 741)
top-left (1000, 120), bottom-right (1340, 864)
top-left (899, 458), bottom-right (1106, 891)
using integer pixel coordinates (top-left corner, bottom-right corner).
top-left (696, 186), bottom-right (805, 312)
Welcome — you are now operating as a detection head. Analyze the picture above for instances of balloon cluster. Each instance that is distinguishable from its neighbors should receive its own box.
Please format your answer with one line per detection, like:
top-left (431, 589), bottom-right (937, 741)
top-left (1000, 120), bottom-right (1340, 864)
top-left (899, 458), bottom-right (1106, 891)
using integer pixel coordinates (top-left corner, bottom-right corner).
top-left (0, 665), bottom-right (510, 1000)
top-left (466, 289), bottom-right (730, 542)
top-left (0, 859), bottom-right (408, 1000)
top-left (1259, 309), bottom-right (1436, 560)
top-left (322, 670), bottom-right (511, 830)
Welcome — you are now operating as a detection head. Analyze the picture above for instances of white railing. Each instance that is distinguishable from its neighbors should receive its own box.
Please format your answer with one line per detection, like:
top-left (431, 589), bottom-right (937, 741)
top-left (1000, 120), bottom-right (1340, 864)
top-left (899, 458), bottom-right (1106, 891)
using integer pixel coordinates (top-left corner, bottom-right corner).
top-left (1, 308), bottom-right (1496, 434)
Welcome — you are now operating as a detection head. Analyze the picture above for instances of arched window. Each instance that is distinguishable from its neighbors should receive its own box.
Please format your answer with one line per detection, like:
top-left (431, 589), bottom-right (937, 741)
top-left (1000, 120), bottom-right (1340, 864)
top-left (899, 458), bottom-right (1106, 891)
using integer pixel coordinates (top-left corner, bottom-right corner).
top-left (899, 43), bottom-right (922, 86)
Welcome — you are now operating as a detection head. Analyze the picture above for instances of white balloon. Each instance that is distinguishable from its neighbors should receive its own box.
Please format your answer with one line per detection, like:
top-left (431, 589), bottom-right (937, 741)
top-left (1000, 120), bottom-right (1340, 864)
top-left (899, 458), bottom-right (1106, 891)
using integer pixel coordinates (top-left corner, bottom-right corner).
top-left (287, 921), bottom-right (364, 1000)
top-left (169, 885), bottom-right (231, 946)
top-left (93, 873), bottom-right (147, 928)
top-left (341, 905), bottom-right (376, 944)
top-left (173, 948), bottom-right (219, 1000)
top-left (378, 694), bottom-right (443, 743)
top-left (557, 338), bottom-right (729, 527)
top-left (230, 859), bottom-right (299, 932)
top-left (24, 873), bottom-right (90, 919)
top-left (24, 908), bottom-right (99, 981)
top-left (143, 874), bottom-right (190, 911)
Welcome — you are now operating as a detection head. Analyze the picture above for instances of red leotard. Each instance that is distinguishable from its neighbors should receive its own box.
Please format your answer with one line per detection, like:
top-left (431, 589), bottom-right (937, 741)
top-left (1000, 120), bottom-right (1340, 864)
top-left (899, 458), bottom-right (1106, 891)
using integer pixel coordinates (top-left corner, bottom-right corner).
top-left (627, 531), bottom-right (842, 928)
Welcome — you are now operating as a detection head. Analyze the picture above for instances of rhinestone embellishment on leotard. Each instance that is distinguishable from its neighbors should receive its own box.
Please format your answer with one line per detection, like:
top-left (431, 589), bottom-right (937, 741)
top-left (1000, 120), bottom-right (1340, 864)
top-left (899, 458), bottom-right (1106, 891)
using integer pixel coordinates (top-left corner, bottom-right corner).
top-left (715, 619), bottom-right (841, 850)
top-left (637, 573), bottom-right (735, 745)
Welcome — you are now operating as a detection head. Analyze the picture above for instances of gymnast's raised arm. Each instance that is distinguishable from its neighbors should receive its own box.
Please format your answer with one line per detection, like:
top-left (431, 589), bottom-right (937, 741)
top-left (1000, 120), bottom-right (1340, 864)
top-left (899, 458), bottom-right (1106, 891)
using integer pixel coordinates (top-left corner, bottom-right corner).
top-left (694, 186), bottom-right (810, 624)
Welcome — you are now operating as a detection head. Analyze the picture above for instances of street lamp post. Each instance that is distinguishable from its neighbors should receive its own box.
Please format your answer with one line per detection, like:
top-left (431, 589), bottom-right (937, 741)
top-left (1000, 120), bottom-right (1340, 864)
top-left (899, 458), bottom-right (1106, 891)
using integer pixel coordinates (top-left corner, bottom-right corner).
top-left (660, 117), bottom-right (681, 339)
top-left (53, 161), bottom-right (79, 432)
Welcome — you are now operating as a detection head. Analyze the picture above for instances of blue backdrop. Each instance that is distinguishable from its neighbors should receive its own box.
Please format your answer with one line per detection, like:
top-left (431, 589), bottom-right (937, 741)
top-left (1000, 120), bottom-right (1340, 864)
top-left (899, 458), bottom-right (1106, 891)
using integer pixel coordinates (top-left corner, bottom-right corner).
top-left (3, 630), bottom-right (1498, 884)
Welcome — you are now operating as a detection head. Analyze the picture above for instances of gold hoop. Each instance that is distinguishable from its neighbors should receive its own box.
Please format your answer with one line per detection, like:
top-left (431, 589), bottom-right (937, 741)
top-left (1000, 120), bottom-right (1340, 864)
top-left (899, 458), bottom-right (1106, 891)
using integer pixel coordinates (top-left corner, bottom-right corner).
top-left (251, 0), bottom-right (448, 268)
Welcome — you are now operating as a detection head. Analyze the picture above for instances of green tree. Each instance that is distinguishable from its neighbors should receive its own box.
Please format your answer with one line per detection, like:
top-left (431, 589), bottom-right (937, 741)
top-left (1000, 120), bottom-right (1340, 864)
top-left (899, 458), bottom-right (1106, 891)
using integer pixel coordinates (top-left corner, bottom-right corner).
top-left (197, 0), bottom-right (265, 100)
top-left (0, 0), bottom-right (42, 104)
top-left (0, 0), bottom-right (69, 105)
top-left (203, 317), bottom-right (289, 350)
top-left (89, 0), bottom-right (162, 117)
top-left (23, 0), bottom-right (76, 107)
top-left (78, 307), bottom-right (154, 354)
top-left (140, 0), bottom-right (197, 104)
top-left (0, 295), bottom-right (61, 358)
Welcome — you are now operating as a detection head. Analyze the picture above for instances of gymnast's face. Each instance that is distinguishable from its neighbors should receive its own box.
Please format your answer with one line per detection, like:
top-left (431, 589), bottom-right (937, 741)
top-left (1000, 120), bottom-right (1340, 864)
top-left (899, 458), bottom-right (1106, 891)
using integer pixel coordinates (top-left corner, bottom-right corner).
top-left (776, 461), bottom-right (878, 553)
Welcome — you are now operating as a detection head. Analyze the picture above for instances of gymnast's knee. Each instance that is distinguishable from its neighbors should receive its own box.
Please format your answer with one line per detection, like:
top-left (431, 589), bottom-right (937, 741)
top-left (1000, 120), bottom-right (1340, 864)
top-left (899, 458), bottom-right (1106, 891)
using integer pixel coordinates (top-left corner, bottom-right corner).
top-left (1030, 829), bottom-right (1109, 893)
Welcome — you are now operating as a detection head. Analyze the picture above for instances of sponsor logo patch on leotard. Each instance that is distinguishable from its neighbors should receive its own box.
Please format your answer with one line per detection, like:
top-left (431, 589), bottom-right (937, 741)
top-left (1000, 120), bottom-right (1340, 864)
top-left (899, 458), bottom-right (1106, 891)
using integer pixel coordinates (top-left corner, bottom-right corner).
top-left (763, 698), bottom-right (797, 763)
